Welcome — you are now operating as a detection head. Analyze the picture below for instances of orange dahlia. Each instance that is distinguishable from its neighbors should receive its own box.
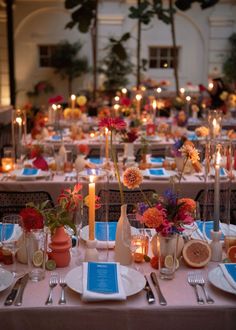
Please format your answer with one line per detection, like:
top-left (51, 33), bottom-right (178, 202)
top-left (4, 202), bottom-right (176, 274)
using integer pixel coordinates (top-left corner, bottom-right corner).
top-left (178, 198), bottom-right (196, 214)
top-left (142, 207), bottom-right (165, 228)
top-left (123, 167), bottom-right (143, 189)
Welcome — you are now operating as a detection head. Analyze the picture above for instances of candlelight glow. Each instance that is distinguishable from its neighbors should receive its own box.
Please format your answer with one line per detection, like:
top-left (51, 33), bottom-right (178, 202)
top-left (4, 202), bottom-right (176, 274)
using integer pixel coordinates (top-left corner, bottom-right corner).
top-left (152, 100), bottom-right (157, 110)
top-left (114, 104), bottom-right (120, 111)
top-left (156, 87), bottom-right (162, 93)
top-left (208, 82), bottom-right (214, 90)
top-left (114, 96), bottom-right (120, 102)
top-left (215, 149), bottom-right (221, 166)
top-left (186, 96), bottom-right (191, 102)
top-left (52, 104), bottom-right (57, 110)
top-left (15, 117), bottom-right (22, 126)
top-left (180, 87), bottom-right (185, 94)
top-left (136, 94), bottom-right (142, 101)
top-left (89, 175), bottom-right (95, 184)
top-left (71, 94), bottom-right (76, 101)
top-left (121, 88), bottom-right (127, 94)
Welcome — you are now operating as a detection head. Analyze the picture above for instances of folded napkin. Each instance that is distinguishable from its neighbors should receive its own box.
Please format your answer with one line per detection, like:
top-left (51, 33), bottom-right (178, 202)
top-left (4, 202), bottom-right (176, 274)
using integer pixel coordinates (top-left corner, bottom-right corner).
top-left (82, 262), bottom-right (126, 302)
top-left (219, 263), bottom-right (236, 290)
top-left (195, 221), bottom-right (224, 242)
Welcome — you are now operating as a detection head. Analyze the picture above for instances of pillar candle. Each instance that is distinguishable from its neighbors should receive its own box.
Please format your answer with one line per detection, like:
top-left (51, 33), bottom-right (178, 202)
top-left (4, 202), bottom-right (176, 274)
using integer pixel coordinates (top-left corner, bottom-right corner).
top-left (136, 94), bottom-right (142, 119)
top-left (105, 128), bottom-right (109, 162)
top-left (214, 148), bottom-right (221, 232)
top-left (71, 94), bottom-right (76, 110)
top-left (89, 176), bottom-right (95, 240)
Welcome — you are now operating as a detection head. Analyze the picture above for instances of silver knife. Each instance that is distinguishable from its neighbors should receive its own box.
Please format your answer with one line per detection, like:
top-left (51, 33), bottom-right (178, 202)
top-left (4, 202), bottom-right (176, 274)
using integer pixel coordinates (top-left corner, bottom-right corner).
top-left (14, 273), bottom-right (29, 306)
top-left (150, 272), bottom-right (167, 306)
top-left (4, 275), bottom-right (24, 306)
top-left (144, 276), bottom-right (155, 304)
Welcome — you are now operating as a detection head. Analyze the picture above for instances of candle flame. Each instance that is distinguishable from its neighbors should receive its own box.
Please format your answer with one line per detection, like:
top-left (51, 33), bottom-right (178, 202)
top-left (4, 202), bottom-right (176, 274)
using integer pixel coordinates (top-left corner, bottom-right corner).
top-left (121, 88), bottom-right (127, 94)
top-left (216, 149), bottom-right (221, 166)
top-left (180, 87), bottom-right (185, 94)
top-left (136, 94), bottom-right (142, 101)
top-left (71, 94), bottom-right (76, 101)
top-left (152, 100), bottom-right (157, 110)
top-left (16, 117), bottom-right (22, 126)
top-left (114, 104), bottom-right (120, 110)
top-left (156, 87), bottom-right (162, 93)
top-left (114, 96), bottom-right (120, 102)
top-left (52, 104), bottom-right (57, 110)
top-left (89, 175), bottom-right (95, 183)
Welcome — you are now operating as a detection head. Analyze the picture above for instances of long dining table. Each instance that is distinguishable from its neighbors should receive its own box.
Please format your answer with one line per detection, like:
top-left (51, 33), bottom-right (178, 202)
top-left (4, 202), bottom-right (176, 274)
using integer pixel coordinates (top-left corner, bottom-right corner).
top-left (0, 245), bottom-right (235, 330)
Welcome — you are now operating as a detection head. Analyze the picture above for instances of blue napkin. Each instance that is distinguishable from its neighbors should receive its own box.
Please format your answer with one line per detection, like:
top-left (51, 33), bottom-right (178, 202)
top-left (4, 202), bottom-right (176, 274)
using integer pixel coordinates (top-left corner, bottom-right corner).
top-left (52, 135), bottom-right (61, 141)
top-left (150, 157), bottom-right (164, 164)
top-left (149, 168), bottom-right (165, 176)
top-left (0, 223), bottom-right (14, 240)
top-left (219, 264), bottom-right (236, 290)
top-left (95, 222), bottom-right (117, 241)
top-left (22, 168), bottom-right (38, 176)
top-left (196, 220), bottom-right (224, 240)
top-left (88, 158), bottom-right (103, 165)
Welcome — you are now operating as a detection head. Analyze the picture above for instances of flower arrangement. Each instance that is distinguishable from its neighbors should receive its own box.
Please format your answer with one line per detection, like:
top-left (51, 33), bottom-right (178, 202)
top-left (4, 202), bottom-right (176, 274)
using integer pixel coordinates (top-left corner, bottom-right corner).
top-left (120, 129), bottom-right (138, 143)
top-left (77, 144), bottom-right (90, 155)
top-left (172, 136), bottom-right (187, 157)
top-left (20, 207), bottom-right (44, 232)
top-left (195, 126), bottom-right (209, 137)
top-left (99, 117), bottom-right (127, 204)
top-left (122, 167), bottom-right (196, 235)
top-left (179, 141), bottom-right (201, 175)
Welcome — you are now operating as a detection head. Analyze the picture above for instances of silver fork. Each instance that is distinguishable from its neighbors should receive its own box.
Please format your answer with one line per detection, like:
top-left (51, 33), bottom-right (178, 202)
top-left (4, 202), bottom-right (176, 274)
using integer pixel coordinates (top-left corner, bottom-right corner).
top-left (187, 272), bottom-right (204, 305)
top-left (45, 273), bottom-right (58, 305)
top-left (58, 276), bottom-right (67, 305)
top-left (194, 273), bottom-right (214, 304)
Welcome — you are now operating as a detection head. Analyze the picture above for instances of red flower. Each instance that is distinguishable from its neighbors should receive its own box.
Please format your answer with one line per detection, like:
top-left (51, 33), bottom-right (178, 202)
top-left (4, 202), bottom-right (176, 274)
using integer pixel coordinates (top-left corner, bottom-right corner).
top-left (58, 183), bottom-right (83, 211)
top-left (99, 118), bottom-right (126, 131)
top-left (78, 144), bottom-right (89, 155)
top-left (20, 208), bottom-right (44, 232)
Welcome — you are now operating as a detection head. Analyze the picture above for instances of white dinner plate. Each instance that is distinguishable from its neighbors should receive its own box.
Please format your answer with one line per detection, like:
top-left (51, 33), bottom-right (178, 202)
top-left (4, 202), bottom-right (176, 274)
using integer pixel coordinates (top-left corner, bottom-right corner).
top-left (142, 168), bottom-right (170, 180)
top-left (11, 168), bottom-right (50, 181)
top-left (208, 266), bottom-right (236, 295)
top-left (80, 224), bottom-right (139, 249)
top-left (65, 265), bottom-right (145, 297)
top-left (0, 269), bottom-right (14, 292)
top-left (145, 135), bottom-right (162, 142)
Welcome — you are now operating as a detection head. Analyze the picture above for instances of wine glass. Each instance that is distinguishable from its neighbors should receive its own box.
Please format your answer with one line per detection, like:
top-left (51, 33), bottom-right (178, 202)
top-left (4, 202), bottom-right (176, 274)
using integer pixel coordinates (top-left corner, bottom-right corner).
top-left (72, 204), bottom-right (86, 265)
top-left (1, 214), bottom-right (23, 276)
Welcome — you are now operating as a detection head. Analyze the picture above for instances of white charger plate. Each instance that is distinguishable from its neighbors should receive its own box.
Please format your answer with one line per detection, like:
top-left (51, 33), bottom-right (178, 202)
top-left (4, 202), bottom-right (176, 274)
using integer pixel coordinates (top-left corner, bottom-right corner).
top-left (208, 266), bottom-right (236, 295)
top-left (145, 135), bottom-right (162, 142)
top-left (80, 224), bottom-right (138, 249)
top-left (11, 169), bottom-right (50, 181)
top-left (0, 269), bottom-right (14, 292)
top-left (142, 168), bottom-right (170, 180)
top-left (65, 265), bottom-right (145, 297)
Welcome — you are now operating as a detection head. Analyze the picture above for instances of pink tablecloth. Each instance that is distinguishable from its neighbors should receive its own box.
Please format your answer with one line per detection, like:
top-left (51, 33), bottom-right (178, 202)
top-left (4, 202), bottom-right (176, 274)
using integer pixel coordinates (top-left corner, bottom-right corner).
top-left (0, 248), bottom-right (235, 330)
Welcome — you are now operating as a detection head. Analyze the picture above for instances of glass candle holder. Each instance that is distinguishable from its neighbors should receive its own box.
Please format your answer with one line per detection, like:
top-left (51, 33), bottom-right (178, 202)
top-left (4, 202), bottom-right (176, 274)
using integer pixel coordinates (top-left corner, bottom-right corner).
top-left (208, 109), bottom-right (222, 140)
top-left (1, 157), bottom-right (14, 172)
top-left (131, 234), bottom-right (149, 263)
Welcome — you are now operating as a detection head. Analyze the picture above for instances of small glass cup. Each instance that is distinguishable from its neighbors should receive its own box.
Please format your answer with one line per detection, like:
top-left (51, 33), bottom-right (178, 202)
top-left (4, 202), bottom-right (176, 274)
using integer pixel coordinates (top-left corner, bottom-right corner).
top-left (224, 235), bottom-right (236, 253)
top-left (131, 234), bottom-right (149, 263)
top-left (158, 233), bottom-right (177, 280)
top-left (64, 150), bottom-right (73, 173)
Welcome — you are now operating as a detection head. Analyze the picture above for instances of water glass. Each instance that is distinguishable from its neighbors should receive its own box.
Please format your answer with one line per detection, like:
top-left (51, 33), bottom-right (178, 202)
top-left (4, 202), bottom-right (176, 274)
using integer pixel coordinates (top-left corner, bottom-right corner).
top-left (158, 233), bottom-right (177, 280)
top-left (1, 214), bottom-right (23, 275)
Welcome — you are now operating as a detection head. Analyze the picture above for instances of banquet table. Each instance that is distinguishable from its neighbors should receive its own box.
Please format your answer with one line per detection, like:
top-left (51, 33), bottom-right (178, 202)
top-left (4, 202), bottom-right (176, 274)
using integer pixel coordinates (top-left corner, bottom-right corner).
top-left (1, 171), bottom-right (235, 204)
top-left (0, 247), bottom-right (235, 330)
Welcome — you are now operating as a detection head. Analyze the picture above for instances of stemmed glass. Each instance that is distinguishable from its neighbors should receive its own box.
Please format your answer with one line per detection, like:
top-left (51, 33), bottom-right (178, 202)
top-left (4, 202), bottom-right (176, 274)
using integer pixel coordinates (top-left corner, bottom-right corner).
top-left (72, 204), bottom-right (85, 265)
top-left (1, 214), bottom-right (23, 276)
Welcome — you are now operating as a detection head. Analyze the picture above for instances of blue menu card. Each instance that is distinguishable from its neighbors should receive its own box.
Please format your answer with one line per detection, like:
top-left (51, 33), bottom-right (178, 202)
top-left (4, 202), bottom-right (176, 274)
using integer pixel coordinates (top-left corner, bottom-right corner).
top-left (87, 262), bottom-right (119, 294)
top-left (22, 168), bottom-right (38, 176)
top-left (95, 222), bottom-right (117, 241)
top-left (224, 264), bottom-right (236, 283)
top-left (149, 168), bottom-right (165, 176)
top-left (150, 157), bottom-right (164, 164)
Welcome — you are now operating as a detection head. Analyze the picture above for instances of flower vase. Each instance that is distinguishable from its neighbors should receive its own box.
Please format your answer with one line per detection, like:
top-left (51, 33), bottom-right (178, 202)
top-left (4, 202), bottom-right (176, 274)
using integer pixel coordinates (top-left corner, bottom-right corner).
top-left (49, 226), bottom-right (71, 267)
top-left (158, 233), bottom-right (178, 280)
top-left (75, 154), bottom-right (86, 172)
top-left (114, 204), bottom-right (132, 265)
top-left (124, 143), bottom-right (135, 162)
top-left (151, 233), bottom-right (184, 259)
top-left (175, 156), bottom-right (193, 174)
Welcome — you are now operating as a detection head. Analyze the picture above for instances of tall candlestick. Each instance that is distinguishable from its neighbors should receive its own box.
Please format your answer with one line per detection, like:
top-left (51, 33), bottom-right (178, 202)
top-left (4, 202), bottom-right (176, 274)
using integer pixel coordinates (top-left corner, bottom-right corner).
top-left (89, 176), bottom-right (95, 240)
top-left (71, 94), bottom-right (76, 110)
top-left (214, 147), bottom-right (221, 232)
top-left (136, 94), bottom-right (142, 119)
top-left (152, 100), bottom-right (157, 122)
top-left (105, 128), bottom-right (109, 162)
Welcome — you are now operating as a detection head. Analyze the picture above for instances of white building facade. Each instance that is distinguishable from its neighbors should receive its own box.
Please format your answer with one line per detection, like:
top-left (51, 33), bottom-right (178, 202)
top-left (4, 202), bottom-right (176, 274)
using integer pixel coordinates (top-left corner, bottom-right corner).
top-left (0, 0), bottom-right (235, 106)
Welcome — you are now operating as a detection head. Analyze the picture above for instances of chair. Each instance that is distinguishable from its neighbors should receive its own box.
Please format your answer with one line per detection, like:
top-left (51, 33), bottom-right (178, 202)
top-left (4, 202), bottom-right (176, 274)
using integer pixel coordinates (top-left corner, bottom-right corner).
top-left (195, 189), bottom-right (236, 224)
top-left (0, 191), bottom-right (54, 219)
top-left (96, 189), bottom-right (156, 221)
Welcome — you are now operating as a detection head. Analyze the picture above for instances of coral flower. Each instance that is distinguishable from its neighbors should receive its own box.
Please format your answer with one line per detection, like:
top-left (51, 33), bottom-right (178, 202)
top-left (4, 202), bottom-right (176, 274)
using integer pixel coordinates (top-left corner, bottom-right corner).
top-left (179, 143), bottom-right (200, 164)
top-left (142, 207), bottom-right (166, 228)
top-left (123, 167), bottom-right (143, 189)
top-left (178, 198), bottom-right (196, 214)
top-left (99, 118), bottom-right (126, 131)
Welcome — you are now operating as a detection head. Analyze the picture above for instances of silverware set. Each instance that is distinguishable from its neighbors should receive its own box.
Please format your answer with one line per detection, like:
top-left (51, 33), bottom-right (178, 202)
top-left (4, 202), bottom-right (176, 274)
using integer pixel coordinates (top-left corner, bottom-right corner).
top-left (4, 273), bottom-right (29, 306)
top-left (187, 272), bottom-right (214, 304)
top-left (45, 273), bottom-right (67, 305)
top-left (64, 175), bottom-right (76, 182)
top-left (142, 272), bottom-right (167, 306)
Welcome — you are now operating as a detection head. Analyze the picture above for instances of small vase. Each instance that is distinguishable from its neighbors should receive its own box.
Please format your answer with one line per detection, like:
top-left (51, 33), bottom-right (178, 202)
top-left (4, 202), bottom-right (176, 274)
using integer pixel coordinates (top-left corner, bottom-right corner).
top-left (49, 226), bottom-right (71, 267)
top-left (75, 154), bottom-right (86, 172)
top-left (158, 233), bottom-right (178, 280)
top-left (124, 143), bottom-right (135, 161)
top-left (114, 204), bottom-right (132, 265)
top-left (175, 156), bottom-right (193, 174)
top-left (151, 233), bottom-right (184, 259)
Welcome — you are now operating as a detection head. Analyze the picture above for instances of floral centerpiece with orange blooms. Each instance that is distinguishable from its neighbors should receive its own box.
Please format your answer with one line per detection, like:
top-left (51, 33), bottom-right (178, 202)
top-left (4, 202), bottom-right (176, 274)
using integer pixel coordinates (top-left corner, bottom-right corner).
top-left (195, 126), bottom-right (209, 137)
top-left (179, 140), bottom-right (201, 176)
top-left (99, 117), bottom-right (127, 205)
top-left (123, 167), bottom-right (196, 235)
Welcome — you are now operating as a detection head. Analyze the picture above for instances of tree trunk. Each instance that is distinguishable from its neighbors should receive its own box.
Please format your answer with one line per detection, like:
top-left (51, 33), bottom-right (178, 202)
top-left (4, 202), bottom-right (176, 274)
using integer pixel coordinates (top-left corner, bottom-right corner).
top-left (91, 0), bottom-right (98, 101)
top-left (169, 0), bottom-right (180, 97)
top-left (136, 0), bottom-right (141, 90)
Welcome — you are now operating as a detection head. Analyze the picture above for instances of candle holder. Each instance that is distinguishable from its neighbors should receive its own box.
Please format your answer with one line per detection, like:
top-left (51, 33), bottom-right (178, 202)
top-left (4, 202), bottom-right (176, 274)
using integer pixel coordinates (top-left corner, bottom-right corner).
top-left (12, 109), bottom-right (27, 161)
top-left (210, 230), bottom-right (222, 262)
top-left (77, 169), bottom-right (109, 262)
top-left (208, 109), bottom-right (222, 140)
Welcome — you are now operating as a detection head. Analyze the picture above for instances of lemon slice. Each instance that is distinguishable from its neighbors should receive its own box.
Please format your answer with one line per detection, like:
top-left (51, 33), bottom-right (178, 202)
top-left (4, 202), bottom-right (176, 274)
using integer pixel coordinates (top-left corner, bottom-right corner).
top-left (164, 255), bottom-right (174, 269)
top-left (32, 250), bottom-right (44, 267)
top-left (46, 259), bottom-right (56, 271)
top-left (175, 258), bottom-right (180, 270)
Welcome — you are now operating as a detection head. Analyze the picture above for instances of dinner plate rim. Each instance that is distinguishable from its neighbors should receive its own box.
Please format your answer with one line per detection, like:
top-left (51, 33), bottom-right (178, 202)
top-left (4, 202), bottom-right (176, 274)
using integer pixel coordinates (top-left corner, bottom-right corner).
top-left (65, 265), bottom-right (145, 297)
top-left (0, 269), bottom-right (14, 293)
top-left (208, 266), bottom-right (236, 295)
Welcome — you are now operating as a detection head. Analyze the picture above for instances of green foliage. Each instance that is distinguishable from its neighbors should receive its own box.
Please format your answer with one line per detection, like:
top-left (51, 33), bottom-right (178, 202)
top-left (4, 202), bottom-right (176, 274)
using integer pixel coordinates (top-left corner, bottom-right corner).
top-left (65, 0), bottom-right (97, 33)
top-left (100, 33), bottom-right (133, 92)
top-left (223, 33), bottom-right (236, 83)
top-left (129, 0), bottom-right (153, 25)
